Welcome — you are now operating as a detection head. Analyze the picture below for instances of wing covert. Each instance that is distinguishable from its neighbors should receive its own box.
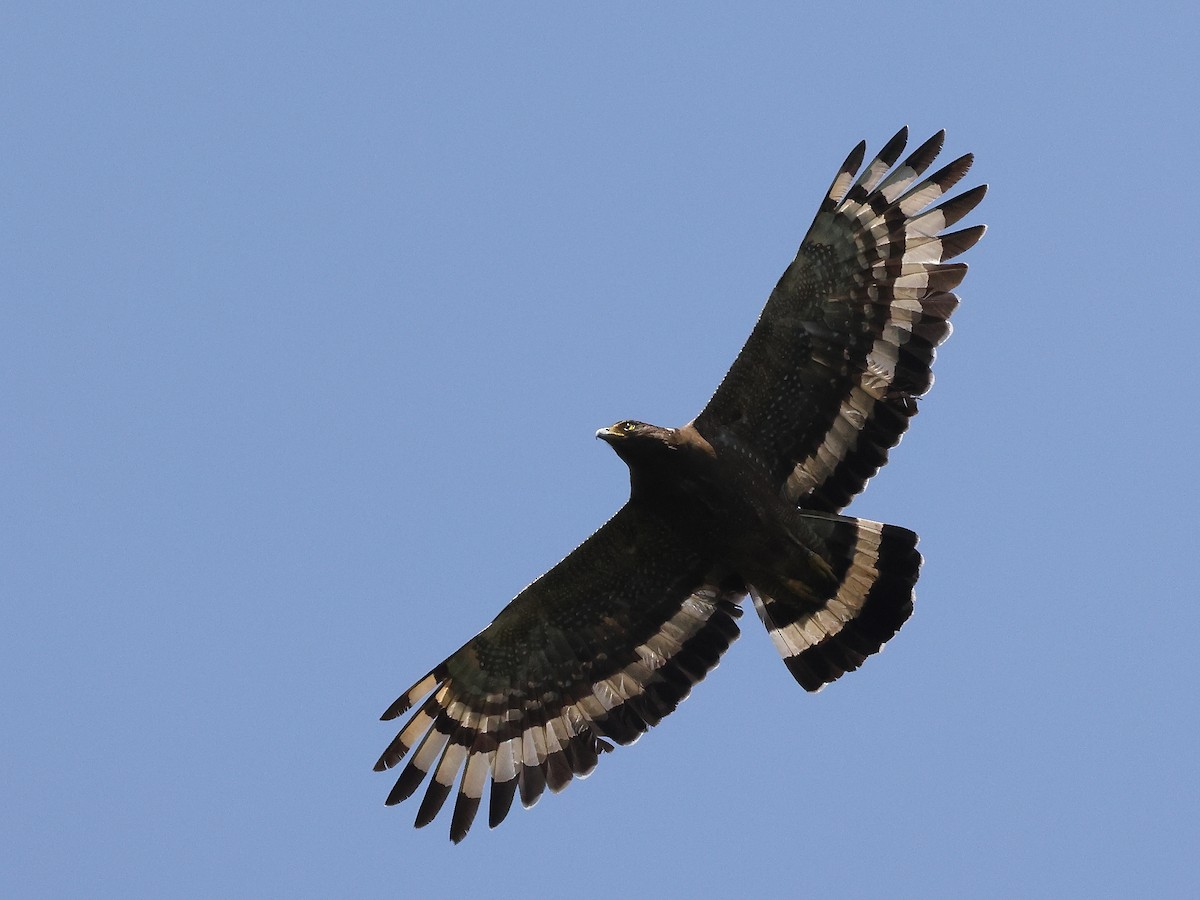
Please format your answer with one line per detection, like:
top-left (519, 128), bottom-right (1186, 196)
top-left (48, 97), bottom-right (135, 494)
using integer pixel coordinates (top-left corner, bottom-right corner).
top-left (374, 504), bottom-right (744, 842)
top-left (694, 128), bottom-right (986, 511)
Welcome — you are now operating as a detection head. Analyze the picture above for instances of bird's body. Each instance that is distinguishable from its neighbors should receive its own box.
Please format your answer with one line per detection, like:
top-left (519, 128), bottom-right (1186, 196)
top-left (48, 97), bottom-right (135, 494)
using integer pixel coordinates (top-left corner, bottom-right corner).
top-left (376, 128), bottom-right (986, 841)
top-left (601, 422), bottom-right (863, 606)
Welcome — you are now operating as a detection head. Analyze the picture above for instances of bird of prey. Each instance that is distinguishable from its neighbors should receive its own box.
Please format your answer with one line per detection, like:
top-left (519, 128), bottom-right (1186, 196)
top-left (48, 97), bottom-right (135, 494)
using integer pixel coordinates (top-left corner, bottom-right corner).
top-left (375, 127), bottom-right (986, 842)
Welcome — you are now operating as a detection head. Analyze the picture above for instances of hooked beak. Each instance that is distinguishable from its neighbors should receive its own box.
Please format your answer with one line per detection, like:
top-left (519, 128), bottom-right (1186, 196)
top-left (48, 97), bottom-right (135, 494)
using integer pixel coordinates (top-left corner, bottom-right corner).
top-left (595, 426), bottom-right (619, 443)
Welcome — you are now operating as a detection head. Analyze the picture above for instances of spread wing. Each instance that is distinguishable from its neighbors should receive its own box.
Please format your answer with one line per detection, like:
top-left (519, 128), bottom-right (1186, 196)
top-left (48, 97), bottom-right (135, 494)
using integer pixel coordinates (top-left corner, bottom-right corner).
top-left (374, 504), bottom-right (744, 842)
top-left (693, 128), bottom-right (986, 512)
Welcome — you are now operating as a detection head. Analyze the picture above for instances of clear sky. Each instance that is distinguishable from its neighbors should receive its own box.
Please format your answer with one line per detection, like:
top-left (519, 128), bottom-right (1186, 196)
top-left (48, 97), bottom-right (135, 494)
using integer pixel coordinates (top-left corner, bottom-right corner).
top-left (4, 3), bottom-right (1198, 897)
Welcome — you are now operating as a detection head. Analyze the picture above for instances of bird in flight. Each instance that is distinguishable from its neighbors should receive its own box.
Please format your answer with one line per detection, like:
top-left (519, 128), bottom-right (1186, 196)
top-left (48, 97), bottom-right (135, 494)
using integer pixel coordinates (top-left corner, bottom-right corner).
top-left (375, 127), bottom-right (986, 842)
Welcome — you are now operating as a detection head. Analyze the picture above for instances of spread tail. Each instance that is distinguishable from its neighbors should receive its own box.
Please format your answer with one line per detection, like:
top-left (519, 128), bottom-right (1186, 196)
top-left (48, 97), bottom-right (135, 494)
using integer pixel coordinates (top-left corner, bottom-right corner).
top-left (750, 511), bottom-right (921, 692)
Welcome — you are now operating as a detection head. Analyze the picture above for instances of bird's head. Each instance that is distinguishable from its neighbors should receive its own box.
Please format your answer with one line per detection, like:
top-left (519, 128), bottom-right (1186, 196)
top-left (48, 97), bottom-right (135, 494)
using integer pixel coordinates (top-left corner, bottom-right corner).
top-left (596, 420), bottom-right (677, 466)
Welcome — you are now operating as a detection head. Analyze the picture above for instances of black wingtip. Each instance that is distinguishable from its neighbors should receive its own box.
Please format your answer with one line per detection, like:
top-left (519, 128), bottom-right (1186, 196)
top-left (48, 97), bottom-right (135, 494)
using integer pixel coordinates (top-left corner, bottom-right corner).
top-left (380, 691), bottom-right (418, 721)
top-left (822, 139), bottom-right (869, 211)
top-left (930, 183), bottom-right (988, 228)
top-left (385, 762), bottom-right (428, 805)
top-left (414, 780), bottom-right (452, 829)
top-left (518, 763), bottom-right (546, 809)
top-left (876, 126), bottom-right (910, 167)
top-left (488, 778), bottom-right (518, 829)
top-left (845, 139), bottom-right (868, 173)
top-left (380, 699), bottom-right (407, 721)
top-left (940, 224), bottom-right (988, 261)
top-left (902, 130), bottom-right (946, 176)
top-left (944, 152), bottom-right (975, 181)
top-left (374, 730), bottom-right (413, 772)
top-left (449, 793), bottom-right (481, 844)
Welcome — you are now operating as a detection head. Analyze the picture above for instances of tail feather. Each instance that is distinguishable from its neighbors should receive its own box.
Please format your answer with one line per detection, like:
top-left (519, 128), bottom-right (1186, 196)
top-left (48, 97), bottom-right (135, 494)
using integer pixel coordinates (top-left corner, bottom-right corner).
top-left (750, 512), bottom-right (920, 692)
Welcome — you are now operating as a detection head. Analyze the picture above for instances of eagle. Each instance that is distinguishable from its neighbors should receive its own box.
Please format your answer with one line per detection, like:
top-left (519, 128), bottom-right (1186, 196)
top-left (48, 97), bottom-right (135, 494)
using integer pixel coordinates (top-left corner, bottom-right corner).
top-left (376, 127), bottom-right (986, 842)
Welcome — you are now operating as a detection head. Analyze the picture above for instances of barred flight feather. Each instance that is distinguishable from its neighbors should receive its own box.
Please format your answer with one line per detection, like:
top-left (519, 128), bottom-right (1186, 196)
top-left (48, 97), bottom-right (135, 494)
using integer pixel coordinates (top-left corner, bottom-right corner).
top-left (780, 129), bottom-right (985, 511)
top-left (376, 582), bottom-right (743, 842)
top-left (694, 128), bottom-right (985, 515)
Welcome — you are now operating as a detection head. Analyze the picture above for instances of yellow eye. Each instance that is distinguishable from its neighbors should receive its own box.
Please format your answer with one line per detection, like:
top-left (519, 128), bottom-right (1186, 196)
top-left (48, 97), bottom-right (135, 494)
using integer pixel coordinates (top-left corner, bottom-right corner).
top-left (620, 421), bottom-right (639, 432)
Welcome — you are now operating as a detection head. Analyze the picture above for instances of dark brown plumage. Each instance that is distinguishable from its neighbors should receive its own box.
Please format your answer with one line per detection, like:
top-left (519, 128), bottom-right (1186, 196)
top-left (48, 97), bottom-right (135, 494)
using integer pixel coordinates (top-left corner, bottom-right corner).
top-left (376, 127), bottom-right (986, 841)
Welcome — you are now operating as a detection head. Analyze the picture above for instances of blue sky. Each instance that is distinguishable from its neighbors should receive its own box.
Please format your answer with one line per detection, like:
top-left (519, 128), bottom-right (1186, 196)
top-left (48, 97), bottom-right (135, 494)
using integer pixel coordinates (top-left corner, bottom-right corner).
top-left (4, 3), bottom-right (1198, 897)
